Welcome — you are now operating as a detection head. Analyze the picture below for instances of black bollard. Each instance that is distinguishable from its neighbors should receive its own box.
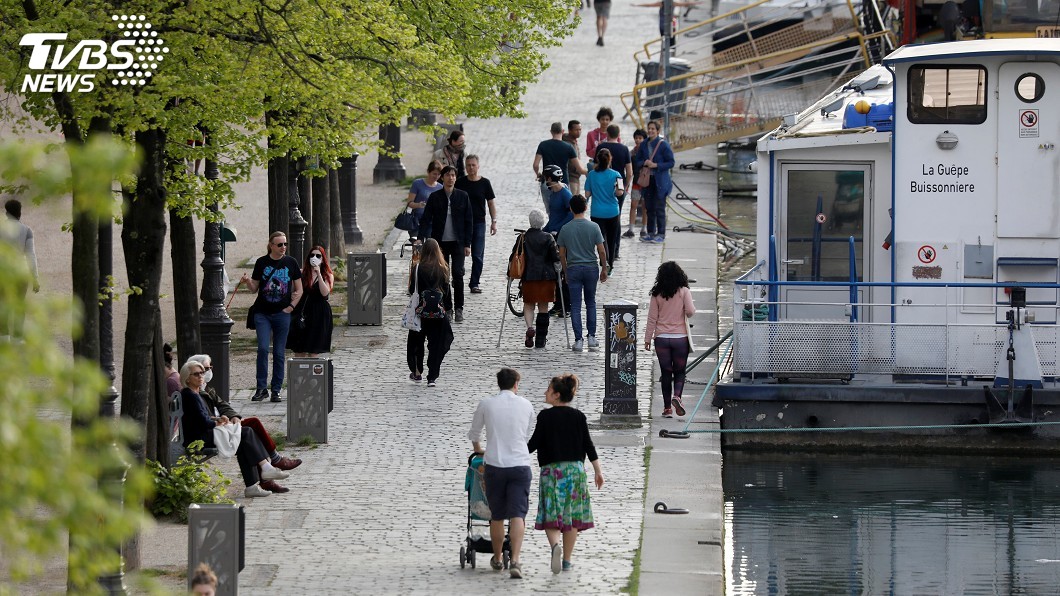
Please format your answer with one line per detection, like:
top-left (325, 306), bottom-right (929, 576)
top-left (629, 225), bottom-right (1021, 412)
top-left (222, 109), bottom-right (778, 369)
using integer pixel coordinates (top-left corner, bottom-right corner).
top-left (373, 122), bottom-right (406, 183)
top-left (603, 299), bottom-right (640, 417)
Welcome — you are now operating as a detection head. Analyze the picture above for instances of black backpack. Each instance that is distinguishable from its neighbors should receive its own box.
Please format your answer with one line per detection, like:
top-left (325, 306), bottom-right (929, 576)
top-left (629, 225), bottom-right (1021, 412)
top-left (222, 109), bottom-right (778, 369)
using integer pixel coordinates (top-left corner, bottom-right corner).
top-left (417, 287), bottom-right (447, 319)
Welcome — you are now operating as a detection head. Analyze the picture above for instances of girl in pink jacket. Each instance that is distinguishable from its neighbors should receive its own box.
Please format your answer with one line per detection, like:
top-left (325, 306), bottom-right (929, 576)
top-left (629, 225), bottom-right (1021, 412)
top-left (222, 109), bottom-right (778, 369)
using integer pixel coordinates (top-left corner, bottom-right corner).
top-left (644, 262), bottom-right (696, 417)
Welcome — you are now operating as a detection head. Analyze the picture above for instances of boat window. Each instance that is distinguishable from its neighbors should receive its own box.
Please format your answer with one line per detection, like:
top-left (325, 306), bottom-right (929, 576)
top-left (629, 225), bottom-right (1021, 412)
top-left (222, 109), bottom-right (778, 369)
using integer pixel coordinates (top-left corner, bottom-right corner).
top-left (907, 65), bottom-right (987, 124)
top-left (784, 169), bottom-right (865, 282)
top-left (1014, 73), bottom-right (1045, 103)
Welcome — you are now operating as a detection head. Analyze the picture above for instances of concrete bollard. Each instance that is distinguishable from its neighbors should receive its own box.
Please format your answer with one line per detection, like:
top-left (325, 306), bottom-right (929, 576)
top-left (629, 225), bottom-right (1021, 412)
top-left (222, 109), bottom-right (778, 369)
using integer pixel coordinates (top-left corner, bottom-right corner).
top-left (188, 503), bottom-right (245, 596)
top-left (603, 299), bottom-right (640, 416)
top-left (287, 357), bottom-right (333, 443)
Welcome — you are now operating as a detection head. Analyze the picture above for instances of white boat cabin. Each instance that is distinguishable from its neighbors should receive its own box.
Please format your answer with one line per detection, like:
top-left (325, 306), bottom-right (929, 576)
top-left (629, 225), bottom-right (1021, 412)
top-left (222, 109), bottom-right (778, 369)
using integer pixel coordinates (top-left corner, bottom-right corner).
top-left (738, 39), bottom-right (1060, 383)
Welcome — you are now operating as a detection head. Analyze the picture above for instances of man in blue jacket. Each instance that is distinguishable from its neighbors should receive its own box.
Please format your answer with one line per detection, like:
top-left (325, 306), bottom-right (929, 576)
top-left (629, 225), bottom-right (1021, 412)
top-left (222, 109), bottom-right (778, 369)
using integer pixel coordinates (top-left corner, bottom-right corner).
top-left (417, 165), bottom-right (474, 322)
top-left (632, 120), bottom-right (675, 243)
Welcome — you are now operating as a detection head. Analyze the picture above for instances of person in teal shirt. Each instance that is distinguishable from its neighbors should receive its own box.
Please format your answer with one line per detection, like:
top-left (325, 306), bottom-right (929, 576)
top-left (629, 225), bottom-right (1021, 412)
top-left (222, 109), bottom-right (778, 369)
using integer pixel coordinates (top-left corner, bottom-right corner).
top-left (584, 148), bottom-right (623, 271)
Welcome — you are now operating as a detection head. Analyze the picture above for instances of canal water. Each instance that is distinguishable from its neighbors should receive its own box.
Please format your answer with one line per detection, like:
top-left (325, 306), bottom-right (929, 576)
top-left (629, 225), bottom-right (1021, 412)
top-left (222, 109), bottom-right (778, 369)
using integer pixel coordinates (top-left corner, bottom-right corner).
top-left (715, 145), bottom-right (1060, 595)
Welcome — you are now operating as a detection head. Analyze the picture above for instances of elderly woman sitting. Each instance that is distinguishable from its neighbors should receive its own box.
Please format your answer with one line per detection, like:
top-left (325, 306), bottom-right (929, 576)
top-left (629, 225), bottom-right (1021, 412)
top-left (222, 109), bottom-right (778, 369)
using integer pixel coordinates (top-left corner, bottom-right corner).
top-left (517, 209), bottom-right (560, 348)
top-left (179, 360), bottom-right (290, 498)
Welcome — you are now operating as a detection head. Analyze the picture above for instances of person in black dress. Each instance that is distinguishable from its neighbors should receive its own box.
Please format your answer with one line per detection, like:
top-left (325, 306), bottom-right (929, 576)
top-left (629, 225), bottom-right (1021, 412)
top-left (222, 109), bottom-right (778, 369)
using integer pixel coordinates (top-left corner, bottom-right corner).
top-left (287, 245), bottom-right (334, 357)
top-left (406, 238), bottom-right (455, 387)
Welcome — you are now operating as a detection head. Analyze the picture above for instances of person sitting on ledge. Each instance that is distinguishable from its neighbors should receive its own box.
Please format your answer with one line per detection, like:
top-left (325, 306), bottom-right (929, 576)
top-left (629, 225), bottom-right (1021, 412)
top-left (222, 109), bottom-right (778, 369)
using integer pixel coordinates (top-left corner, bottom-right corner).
top-left (187, 354), bottom-right (303, 487)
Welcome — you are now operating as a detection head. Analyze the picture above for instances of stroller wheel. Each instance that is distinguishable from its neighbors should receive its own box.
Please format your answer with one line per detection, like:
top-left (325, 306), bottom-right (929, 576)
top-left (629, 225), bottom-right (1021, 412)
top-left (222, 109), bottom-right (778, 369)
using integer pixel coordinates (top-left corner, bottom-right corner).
top-left (460, 546), bottom-right (466, 569)
top-left (469, 549), bottom-right (476, 569)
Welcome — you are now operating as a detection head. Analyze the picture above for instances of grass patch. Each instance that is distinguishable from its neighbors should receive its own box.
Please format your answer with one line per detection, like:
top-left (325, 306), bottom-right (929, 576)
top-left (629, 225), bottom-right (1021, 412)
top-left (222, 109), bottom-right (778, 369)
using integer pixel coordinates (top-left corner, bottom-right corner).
top-left (297, 435), bottom-right (317, 447)
top-left (271, 430), bottom-right (287, 452)
top-left (621, 445), bottom-right (652, 595)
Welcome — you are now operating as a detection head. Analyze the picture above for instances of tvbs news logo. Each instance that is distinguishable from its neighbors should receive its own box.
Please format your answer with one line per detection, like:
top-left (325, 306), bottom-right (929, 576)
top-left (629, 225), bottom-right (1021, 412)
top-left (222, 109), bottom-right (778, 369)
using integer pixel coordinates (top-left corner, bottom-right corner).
top-left (19, 14), bottom-right (168, 93)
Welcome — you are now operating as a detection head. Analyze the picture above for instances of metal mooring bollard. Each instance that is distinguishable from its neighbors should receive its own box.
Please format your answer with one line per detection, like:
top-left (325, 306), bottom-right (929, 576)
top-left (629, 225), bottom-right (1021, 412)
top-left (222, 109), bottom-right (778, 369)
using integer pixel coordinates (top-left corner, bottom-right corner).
top-left (603, 299), bottom-right (640, 416)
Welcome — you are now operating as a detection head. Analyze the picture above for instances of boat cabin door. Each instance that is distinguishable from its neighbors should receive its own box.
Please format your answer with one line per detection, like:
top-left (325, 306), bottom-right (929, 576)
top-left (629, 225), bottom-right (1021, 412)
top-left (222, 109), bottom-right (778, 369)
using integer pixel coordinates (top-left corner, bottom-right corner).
top-left (777, 163), bottom-right (872, 320)
top-left (996, 62), bottom-right (1060, 239)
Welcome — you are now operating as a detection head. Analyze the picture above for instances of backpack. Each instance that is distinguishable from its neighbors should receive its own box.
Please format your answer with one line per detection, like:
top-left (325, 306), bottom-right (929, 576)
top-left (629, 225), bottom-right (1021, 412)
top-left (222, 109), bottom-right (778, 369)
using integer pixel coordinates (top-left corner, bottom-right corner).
top-left (417, 287), bottom-right (447, 319)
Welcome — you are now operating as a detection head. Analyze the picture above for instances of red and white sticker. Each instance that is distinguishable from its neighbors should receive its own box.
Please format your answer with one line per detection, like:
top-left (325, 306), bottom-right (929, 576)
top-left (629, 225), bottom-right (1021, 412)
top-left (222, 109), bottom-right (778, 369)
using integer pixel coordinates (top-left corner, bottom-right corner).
top-left (1020, 109), bottom-right (1039, 138)
top-left (815, 213), bottom-right (826, 224)
top-left (918, 245), bottom-right (936, 264)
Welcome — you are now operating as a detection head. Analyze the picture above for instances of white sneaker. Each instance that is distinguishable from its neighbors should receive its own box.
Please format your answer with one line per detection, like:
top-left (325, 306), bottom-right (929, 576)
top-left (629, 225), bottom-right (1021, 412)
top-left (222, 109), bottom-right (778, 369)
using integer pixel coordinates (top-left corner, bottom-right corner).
top-left (572, 339), bottom-right (584, 352)
top-left (261, 466), bottom-right (290, 481)
top-left (244, 484), bottom-right (271, 498)
top-left (550, 543), bottom-right (562, 574)
top-left (586, 336), bottom-right (600, 351)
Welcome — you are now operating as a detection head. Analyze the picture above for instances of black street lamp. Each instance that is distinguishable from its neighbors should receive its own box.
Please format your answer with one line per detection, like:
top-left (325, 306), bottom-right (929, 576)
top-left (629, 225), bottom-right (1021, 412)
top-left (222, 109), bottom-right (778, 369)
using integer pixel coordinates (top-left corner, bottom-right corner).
top-left (199, 155), bottom-right (235, 402)
top-left (339, 155), bottom-right (364, 245)
top-left (287, 157), bottom-right (309, 263)
top-left (373, 123), bottom-right (406, 183)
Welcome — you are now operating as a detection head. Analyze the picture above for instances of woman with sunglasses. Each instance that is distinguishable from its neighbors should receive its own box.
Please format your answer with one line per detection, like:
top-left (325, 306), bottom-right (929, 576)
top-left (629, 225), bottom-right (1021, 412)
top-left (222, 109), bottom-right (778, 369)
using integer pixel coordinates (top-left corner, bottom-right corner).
top-left (241, 231), bottom-right (303, 402)
top-left (179, 360), bottom-right (291, 497)
top-left (287, 245), bottom-right (334, 357)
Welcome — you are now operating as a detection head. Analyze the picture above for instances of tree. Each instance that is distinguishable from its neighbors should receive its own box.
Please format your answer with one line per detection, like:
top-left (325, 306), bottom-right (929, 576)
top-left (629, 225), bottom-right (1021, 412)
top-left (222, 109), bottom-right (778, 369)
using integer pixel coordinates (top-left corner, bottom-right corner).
top-left (0, 138), bottom-right (149, 594)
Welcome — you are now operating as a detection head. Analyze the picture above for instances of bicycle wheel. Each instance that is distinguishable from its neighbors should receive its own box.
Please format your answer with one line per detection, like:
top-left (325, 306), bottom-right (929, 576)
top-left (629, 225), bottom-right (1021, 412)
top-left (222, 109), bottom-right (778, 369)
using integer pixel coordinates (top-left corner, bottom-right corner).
top-left (507, 278), bottom-right (524, 317)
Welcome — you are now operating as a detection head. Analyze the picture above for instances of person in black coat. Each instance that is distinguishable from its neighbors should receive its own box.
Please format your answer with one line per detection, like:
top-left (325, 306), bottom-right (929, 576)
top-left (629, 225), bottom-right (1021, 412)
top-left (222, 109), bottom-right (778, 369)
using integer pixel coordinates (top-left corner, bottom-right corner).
top-left (519, 209), bottom-right (560, 349)
top-left (406, 239), bottom-right (455, 387)
top-left (417, 165), bottom-right (473, 322)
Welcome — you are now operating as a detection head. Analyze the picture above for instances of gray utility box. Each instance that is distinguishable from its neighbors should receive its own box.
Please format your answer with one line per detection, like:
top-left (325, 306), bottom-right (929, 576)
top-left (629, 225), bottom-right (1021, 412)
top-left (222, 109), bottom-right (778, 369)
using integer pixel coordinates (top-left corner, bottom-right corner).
top-left (347, 252), bottom-right (387, 325)
top-left (188, 503), bottom-right (245, 596)
top-left (287, 357), bottom-right (334, 443)
top-left (603, 299), bottom-right (640, 416)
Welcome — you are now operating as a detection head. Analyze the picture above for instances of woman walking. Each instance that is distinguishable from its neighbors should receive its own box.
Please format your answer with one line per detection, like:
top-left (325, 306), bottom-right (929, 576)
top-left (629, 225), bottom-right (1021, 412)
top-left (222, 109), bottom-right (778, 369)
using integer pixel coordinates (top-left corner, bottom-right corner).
top-left (644, 261), bottom-right (696, 417)
top-left (287, 245), bottom-right (334, 357)
top-left (632, 121), bottom-right (675, 243)
top-left (584, 147), bottom-right (623, 272)
top-left (406, 238), bottom-right (455, 387)
top-left (528, 373), bottom-right (605, 573)
top-left (519, 209), bottom-right (561, 348)
top-left (406, 160), bottom-right (443, 239)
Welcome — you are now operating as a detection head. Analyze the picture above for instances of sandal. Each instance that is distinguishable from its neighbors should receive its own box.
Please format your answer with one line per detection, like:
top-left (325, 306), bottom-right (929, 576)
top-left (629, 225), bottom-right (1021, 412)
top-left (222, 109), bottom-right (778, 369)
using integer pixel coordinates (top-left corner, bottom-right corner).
top-left (490, 556), bottom-right (503, 571)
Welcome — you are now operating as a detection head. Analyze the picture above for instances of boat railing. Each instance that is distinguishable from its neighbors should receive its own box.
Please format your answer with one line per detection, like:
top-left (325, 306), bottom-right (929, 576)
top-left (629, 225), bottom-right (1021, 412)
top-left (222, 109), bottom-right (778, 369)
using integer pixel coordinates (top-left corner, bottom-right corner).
top-left (731, 279), bottom-right (1060, 381)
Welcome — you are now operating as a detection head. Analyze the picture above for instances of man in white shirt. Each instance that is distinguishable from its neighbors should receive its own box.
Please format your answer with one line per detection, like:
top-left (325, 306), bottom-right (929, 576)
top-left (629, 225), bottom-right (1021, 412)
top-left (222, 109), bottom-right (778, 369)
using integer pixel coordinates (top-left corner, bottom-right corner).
top-left (469, 367), bottom-right (535, 579)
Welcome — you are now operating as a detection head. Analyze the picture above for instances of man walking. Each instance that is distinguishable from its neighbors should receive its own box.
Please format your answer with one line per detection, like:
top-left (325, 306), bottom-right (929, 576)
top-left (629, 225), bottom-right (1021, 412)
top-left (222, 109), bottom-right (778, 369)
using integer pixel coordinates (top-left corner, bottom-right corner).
top-left (2, 199), bottom-right (39, 338)
top-left (434, 130), bottom-right (467, 178)
top-left (417, 165), bottom-right (473, 322)
top-left (563, 120), bottom-right (585, 195)
top-left (557, 195), bottom-right (608, 352)
top-left (469, 368), bottom-right (535, 579)
top-left (455, 155), bottom-right (498, 294)
top-left (534, 122), bottom-right (586, 210)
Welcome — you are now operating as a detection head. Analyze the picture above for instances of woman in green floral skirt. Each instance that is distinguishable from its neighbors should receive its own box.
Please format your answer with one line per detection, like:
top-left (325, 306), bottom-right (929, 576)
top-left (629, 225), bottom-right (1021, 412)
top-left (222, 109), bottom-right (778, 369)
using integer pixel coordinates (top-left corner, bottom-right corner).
top-left (528, 373), bottom-right (605, 573)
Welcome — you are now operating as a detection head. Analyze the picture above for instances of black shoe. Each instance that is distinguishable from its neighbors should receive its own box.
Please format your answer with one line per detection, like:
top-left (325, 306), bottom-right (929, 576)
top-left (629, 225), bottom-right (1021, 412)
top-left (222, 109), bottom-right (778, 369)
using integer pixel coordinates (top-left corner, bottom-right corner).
top-left (596, 36), bottom-right (604, 46)
top-left (270, 391), bottom-right (283, 403)
top-left (251, 389), bottom-right (268, 402)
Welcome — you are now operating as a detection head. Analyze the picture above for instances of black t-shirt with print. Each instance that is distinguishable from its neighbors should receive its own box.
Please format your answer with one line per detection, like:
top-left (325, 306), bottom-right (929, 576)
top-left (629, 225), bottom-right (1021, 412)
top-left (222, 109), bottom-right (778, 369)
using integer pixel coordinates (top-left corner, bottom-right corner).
top-left (251, 255), bottom-right (302, 314)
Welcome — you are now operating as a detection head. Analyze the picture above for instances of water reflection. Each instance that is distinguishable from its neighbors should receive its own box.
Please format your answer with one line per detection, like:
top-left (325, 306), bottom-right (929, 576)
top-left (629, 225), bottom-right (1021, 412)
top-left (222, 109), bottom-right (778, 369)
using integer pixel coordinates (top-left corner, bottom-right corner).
top-left (724, 452), bottom-right (1060, 595)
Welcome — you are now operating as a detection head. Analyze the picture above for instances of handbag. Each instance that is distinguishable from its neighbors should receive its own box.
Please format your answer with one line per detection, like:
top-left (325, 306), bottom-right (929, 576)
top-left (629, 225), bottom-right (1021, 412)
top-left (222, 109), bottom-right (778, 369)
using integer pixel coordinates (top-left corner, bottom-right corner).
top-left (212, 420), bottom-right (242, 458)
top-left (246, 267), bottom-right (280, 330)
top-left (401, 265), bottom-right (422, 331)
top-left (395, 208), bottom-right (418, 232)
top-left (507, 233), bottom-right (526, 279)
top-left (636, 138), bottom-right (663, 187)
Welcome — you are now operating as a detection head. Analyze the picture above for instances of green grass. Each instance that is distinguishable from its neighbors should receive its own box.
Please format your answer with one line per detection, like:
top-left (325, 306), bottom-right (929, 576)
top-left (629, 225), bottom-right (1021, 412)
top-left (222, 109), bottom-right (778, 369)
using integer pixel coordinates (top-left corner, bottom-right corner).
top-left (271, 430), bottom-right (287, 452)
top-left (621, 445), bottom-right (652, 595)
top-left (297, 435), bottom-right (317, 447)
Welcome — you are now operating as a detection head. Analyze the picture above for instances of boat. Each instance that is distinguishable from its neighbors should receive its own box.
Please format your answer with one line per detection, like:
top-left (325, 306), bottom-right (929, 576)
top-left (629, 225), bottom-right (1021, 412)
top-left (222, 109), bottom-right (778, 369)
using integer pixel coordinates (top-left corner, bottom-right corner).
top-left (716, 39), bottom-right (1060, 451)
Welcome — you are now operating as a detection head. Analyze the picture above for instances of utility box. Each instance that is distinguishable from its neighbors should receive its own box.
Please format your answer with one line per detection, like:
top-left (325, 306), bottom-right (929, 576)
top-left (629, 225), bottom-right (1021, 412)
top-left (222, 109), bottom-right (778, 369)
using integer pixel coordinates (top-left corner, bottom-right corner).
top-left (347, 252), bottom-right (387, 325)
top-left (603, 300), bottom-right (640, 416)
top-left (287, 357), bottom-right (333, 443)
top-left (188, 504), bottom-right (245, 596)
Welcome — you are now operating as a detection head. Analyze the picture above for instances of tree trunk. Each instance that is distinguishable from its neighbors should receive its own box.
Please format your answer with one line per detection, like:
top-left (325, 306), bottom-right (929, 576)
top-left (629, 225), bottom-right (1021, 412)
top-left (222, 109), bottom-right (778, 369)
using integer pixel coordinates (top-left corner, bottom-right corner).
top-left (120, 126), bottom-right (168, 466)
top-left (169, 209), bottom-right (201, 359)
top-left (298, 156), bottom-right (312, 247)
top-left (266, 112), bottom-right (289, 235)
top-left (147, 314), bottom-right (170, 468)
top-left (312, 162), bottom-right (330, 252)
top-left (329, 167), bottom-right (345, 259)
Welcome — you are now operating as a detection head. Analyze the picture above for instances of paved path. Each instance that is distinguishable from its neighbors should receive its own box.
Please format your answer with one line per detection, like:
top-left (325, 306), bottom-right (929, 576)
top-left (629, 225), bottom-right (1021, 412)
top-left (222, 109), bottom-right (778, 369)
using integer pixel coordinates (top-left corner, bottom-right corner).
top-left (209, 4), bottom-right (724, 593)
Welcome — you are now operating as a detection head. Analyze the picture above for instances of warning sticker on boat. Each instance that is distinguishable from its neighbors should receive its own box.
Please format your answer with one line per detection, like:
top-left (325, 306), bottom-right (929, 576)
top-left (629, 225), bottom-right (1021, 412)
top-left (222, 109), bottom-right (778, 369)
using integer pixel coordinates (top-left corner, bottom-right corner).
top-left (918, 245), bottom-right (936, 264)
top-left (1020, 109), bottom-right (1039, 138)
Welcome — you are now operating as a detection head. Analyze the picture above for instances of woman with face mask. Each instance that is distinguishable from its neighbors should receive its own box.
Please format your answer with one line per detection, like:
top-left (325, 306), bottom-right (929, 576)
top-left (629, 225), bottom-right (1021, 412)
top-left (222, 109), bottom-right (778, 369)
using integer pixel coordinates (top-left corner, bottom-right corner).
top-left (286, 245), bottom-right (335, 357)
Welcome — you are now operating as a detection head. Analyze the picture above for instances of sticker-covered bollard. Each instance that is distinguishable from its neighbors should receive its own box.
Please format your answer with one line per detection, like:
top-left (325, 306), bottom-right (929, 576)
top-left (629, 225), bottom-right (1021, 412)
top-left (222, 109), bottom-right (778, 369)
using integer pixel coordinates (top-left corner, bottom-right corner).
top-left (188, 503), bottom-right (244, 596)
top-left (603, 299), bottom-right (640, 416)
top-left (287, 358), bottom-right (333, 443)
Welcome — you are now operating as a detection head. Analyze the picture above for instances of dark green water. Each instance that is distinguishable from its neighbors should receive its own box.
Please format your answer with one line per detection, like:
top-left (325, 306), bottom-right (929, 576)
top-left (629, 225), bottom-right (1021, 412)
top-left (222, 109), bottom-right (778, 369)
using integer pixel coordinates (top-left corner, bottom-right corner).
top-left (723, 452), bottom-right (1060, 595)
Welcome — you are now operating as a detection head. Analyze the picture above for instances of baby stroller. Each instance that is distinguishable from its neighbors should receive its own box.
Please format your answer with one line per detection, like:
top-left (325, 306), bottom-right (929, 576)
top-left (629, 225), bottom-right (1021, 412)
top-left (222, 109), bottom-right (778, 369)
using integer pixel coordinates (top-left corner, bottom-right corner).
top-left (460, 453), bottom-right (511, 569)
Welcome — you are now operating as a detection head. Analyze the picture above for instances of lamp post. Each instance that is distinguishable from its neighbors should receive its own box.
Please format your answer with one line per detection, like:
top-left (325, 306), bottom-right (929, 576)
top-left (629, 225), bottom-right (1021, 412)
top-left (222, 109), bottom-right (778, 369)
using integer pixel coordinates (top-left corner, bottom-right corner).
top-left (199, 155), bottom-right (234, 401)
top-left (288, 157), bottom-right (309, 263)
top-left (339, 154), bottom-right (364, 245)
top-left (372, 123), bottom-right (406, 183)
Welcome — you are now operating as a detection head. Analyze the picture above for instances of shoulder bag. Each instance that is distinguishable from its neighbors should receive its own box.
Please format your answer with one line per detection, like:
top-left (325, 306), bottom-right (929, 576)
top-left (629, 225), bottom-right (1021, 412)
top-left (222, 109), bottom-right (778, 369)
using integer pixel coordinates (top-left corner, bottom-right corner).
top-left (508, 232), bottom-right (526, 279)
top-left (401, 264), bottom-right (422, 331)
top-left (395, 208), bottom-right (418, 232)
top-left (636, 139), bottom-right (662, 188)
top-left (246, 266), bottom-right (280, 330)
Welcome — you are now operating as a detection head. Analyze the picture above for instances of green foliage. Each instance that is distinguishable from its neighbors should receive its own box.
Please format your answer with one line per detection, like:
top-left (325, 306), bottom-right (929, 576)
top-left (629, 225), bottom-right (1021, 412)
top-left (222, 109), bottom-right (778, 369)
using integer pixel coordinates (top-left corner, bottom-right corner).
top-left (0, 139), bottom-right (150, 593)
top-left (146, 441), bottom-right (233, 523)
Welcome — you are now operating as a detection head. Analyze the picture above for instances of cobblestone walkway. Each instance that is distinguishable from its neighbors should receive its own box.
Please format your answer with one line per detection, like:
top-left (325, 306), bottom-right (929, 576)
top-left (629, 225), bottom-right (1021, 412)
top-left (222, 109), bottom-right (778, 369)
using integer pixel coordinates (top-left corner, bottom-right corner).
top-left (233, 5), bottom-right (678, 593)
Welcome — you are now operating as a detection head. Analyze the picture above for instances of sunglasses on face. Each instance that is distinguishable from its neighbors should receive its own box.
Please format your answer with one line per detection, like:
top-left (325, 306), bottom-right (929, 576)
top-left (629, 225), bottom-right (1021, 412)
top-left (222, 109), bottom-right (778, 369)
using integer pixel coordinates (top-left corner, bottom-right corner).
top-left (274, 242), bottom-right (288, 247)
top-left (310, 253), bottom-right (322, 258)
top-left (190, 371), bottom-right (205, 377)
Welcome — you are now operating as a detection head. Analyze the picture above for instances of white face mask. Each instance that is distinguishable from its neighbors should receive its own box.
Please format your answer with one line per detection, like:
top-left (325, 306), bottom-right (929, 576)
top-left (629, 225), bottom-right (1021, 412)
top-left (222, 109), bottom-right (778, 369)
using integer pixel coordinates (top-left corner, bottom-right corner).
top-left (309, 256), bottom-right (322, 267)
top-left (203, 369), bottom-right (213, 384)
